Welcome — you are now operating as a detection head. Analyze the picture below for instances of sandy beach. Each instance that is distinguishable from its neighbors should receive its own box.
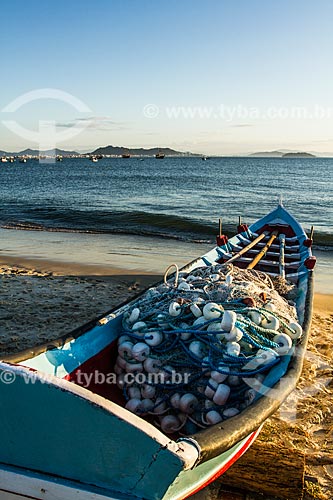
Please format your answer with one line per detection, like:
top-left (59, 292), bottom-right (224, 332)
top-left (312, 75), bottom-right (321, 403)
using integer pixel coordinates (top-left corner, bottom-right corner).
top-left (0, 260), bottom-right (332, 499)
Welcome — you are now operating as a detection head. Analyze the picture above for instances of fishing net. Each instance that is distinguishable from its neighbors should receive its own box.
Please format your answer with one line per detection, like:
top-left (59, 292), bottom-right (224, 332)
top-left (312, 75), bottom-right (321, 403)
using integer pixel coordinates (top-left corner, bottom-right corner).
top-left (114, 263), bottom-right (301, 435)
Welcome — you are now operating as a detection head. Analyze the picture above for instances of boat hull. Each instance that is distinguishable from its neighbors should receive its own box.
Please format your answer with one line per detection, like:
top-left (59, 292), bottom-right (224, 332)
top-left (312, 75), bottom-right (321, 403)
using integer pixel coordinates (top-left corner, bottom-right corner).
top-left (0, 203), bottom-right (315, 499)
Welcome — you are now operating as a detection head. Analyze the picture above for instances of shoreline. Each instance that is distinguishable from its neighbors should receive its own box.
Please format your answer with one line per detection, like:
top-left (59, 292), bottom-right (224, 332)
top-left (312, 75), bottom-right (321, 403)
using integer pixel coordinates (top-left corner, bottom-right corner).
top-left (0, 254), bottom-right (162, 281)
top-left (0, 249), bottom-right (332, 295)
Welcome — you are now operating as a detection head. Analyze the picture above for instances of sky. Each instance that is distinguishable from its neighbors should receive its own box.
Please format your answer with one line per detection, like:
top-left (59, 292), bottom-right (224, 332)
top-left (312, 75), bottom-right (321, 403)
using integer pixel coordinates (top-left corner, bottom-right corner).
top-left (0, 0), bottom-right (333, 155)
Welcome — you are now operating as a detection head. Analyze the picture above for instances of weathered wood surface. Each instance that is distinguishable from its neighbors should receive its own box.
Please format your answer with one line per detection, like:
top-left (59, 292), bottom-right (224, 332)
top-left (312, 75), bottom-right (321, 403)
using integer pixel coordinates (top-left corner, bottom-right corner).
top-left (217, 439), bottom-right (305, 500)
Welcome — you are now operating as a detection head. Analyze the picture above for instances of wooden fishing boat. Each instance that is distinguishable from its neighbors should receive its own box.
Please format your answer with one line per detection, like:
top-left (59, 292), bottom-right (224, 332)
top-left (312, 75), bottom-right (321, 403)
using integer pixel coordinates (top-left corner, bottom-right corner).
top-left (0, 202), bottom-right (316, 500)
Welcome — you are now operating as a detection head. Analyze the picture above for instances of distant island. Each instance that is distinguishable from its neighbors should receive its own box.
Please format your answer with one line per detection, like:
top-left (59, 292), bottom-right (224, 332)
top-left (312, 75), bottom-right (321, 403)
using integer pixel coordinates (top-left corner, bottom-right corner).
top-left (90, 146), bottom-right (194, 157)
top-left (249, 150), bottom-right (284, 158)
top-left (281, 152), bottom-right (316, 158)
top-left (249, 150), bottom-right (317, 158)
top-left (0, 146), bottom-right (196, 158)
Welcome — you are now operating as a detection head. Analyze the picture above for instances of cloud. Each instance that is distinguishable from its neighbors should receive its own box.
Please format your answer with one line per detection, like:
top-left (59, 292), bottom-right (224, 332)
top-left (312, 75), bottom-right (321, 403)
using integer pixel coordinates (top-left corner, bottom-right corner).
top-left (56, 116), bottom-right (128, 131)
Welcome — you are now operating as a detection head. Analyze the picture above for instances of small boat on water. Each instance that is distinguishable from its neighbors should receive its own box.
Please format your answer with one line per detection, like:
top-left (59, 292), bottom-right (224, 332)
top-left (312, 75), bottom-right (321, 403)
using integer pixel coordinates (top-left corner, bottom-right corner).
top-left (0, 157), bottom-right (8, 162)
top-left (90, 156), bottom-right (98, 162)
top-left (156, 150), bottom-right (165, 159)
top-left (18, 157), bottom-right (27, 163)
top-left (0, 202), bottom-right (316, 500)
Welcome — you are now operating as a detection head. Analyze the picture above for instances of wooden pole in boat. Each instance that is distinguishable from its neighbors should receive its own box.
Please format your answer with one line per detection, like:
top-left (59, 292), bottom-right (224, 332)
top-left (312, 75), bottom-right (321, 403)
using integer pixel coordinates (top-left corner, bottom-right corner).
top-left (239, 216), bottom-right (241, 226)
top-left (279, 233), bottom-right (286, 279)
top-left (247, 231), bottom-right (278, 269)
top-left (310, 225), bottom-right (314, 240)
top-left (224, 232), bottom-right (267, 264)
top-left (219, 218), bottom-right (222, 238)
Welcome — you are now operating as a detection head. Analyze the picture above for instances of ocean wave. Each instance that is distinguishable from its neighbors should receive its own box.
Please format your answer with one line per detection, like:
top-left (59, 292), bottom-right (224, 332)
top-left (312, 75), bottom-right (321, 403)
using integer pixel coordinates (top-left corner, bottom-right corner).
top-left (1, 209), bottom-right (332, 250)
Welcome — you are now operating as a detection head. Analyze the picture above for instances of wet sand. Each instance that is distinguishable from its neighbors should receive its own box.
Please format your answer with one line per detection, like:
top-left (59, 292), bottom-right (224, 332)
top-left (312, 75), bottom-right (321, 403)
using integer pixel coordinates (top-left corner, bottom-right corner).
top-left (0, 261), bottom-right (332, 499)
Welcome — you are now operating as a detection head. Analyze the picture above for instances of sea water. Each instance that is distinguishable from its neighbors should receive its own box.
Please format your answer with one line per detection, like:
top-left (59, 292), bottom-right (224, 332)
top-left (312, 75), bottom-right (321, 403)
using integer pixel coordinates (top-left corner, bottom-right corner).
top-left (0, 156), bottom-right (332, 290)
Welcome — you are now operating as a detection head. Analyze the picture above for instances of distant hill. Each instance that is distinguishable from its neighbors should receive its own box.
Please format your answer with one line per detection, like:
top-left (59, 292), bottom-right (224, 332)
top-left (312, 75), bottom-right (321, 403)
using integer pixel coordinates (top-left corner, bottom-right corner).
top-left (90, 145), bottom-right (193, 156)
top-left (0, 148), bottom-right (80, 156)
top-left (18, 148), bottom-right (80, 156)
top-left (0, 146), bottom-right (195, 157)
top-left (249, 150), bottom-right (317, 158)
top-left (282, 152), bottom-right (316, 158)
top-left (249, 151), bottom-right (285, 158)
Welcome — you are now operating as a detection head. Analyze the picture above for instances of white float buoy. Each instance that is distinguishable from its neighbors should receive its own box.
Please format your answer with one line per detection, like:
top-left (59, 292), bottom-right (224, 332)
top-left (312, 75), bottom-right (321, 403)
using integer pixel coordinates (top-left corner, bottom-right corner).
top-left (160, 415), bottom-right (182, 433)
top-left (178, 282), bottom-right (191, 291)
top-left (273, 333), bottom-right (292, 355)
top-left (116, 355), bottom-right (127, 369)
top-left (189, 341), bottom-right (206, 358)
top-left (140, 398), bottom-right (154, 412)
top-left (221, 310), bottom-right (237, 332)
top-left (132, 322), bottom-right (147, 337)
top-left (118, 341), bottom-right (134, 359)
top-left (248, 310), bottom-right (262, 325)
top-left (143, 357), bottom-right (162, 373)
top-left (224, 326), bottom-right (243, 342)
top-left (193, 316), bottom-right (206, 328)
top-left (170, 393), bottom-right (181, 409)
top-left (203, 302), bottom-right (222, 320)
top-left (205, 410), bottom-right (223, 425)
top-left (205, 378), bottom-right (218, 399)
top-left (211, 366), bottom-right (229, 383)
top-left (263, 302), bottom-right (276, 313)
top-left (190, 304), bottom-right (202, 318)
top-left (144, 330), bottom-right (164, 346)
top-left (226, 341), bottom-right (240, 357)
top-left (141, 384), bottom-right (156, 399)
top-left (125, 361), bottom-right (143, 373)
top-left (132, 342), bottom-right (150, 362)
top-left (128, 307), bottom-right (140, 324)
top-left (153, 398), bottom-right (167, 414)
top-left (223, 407), bottom-right (239, 418)
top-left (207, 321), bottom-right (222, 332)
top-left (213, 384), bottom-right (230, 405)
top-left (261, 314), bottom-right (280, 331)
top-left (128, 387), bottom-right (141, 400)
top-left (287, 321), bottom-right (303, 340)
top-left (179, 394), bottom-right (198, 414)
top-left (117, 335), bottom-right (130, 345)
top-left (180, 330), bottom-right (192, 340)
top-left (125, 398), bottom-right (142, 414)
top-left (169, 302), bottom-right (181, 317)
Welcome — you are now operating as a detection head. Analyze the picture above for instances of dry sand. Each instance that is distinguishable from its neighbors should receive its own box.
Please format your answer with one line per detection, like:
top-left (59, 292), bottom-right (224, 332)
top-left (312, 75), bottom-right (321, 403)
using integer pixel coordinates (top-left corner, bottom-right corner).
top-left (0, 263), bottom-right (332, 499)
